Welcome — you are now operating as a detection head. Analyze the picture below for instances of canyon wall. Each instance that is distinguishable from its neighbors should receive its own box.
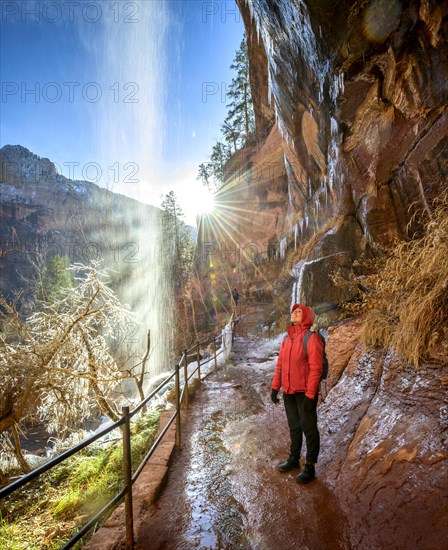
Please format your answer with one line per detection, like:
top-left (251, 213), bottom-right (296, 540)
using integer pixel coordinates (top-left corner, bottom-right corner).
top-left (197, 2), bottom-right (448, 546)
top-left (201, 0), bottom-right (448, 313)
top-left (0, 145), bottom-right (173, 373)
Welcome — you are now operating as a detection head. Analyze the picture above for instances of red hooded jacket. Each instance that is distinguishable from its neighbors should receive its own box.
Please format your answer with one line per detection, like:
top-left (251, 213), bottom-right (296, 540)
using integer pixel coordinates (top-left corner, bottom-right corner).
top-left (271, 305), bottom-right (324, 399)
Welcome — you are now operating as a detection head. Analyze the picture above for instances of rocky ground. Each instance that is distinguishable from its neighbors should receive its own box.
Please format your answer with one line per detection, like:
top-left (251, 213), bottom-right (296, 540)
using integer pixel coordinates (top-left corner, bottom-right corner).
top-left (135, 330), bottom-right (351, 550)
top-left (134, 314), bottom-right (448, 550)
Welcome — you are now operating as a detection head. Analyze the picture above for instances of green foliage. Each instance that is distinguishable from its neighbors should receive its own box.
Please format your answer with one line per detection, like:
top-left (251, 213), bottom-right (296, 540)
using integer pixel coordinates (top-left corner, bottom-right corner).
top-left (38, 255), bottom-right (74, 303)
top-left (210, 141), bottom-right (231, 184)
top-left (197, 162), bottom-right (213, 191)
top-left (0, 408), bottom-right (162, 549)
top-left (161, 190), bottom-right (185, 222)
top-left (161, 191), bottom-right (195, 289)
top-left (197, 33), bottom-right (255, 191)
top-left (225, 36), bottom-right (255, 148)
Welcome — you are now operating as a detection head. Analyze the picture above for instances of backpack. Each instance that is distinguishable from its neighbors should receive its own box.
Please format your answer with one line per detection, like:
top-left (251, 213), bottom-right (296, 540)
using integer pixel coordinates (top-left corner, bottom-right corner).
top-left (303, 330), bottom-right (328, 381)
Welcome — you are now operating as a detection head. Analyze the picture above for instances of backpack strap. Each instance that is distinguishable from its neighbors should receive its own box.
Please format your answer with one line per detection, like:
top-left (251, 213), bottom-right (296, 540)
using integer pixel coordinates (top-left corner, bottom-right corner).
top-left (303, 330), bottom-right (312, 355)
top-left (278, 334), bottom-right (289, 380)
top-left (303, 330), bottom-right (327, 400)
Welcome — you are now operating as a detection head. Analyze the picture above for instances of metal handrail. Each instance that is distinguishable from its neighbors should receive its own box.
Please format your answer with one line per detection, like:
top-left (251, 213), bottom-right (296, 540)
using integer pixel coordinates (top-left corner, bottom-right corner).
top-left (0, 318), bottom-right (235, 548)
top-left (0, 367), bottom-right (181, 501)
top-left (131, 409), bottom-right (178, 482)
top-left (60, 488), bottom-right (127, 549)
top-left (131, 369), bottom-right (176, 417)
top-left (0, 416), bottom-right (125, 500)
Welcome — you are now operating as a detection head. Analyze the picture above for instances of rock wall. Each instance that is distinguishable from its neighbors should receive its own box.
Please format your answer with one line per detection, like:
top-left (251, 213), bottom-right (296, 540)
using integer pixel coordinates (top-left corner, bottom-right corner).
top-left (202, 0), bottom-right (448, 312)
top-left (321, 317), bottom-right (448, 549)
top-left (207, 4), bottom-right (448, 550)
top-left (197, 4), bottom-right (448, 544)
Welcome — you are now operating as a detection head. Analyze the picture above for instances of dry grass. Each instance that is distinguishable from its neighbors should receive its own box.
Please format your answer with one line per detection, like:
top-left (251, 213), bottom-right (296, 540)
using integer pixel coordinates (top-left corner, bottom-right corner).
top-left (361, 195), bottom-right (448, 367)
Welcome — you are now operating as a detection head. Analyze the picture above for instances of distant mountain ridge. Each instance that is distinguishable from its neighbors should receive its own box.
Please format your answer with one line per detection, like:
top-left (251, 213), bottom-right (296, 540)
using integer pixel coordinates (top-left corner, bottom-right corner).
top-left (0, 144), bottom-right (161, 300)
top-left (0, 144), bottom-right (160, 215)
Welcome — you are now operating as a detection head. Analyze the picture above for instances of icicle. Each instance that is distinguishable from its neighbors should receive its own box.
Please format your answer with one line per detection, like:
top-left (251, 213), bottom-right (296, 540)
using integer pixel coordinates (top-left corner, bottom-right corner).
top-left (280, 234), bottom-right (287, 260)
top-left (291, 281), bottom-right (297, 305)
top-left (268, 68), bottom-right (273, 106)
top-left (291, 259), bottom-right (307, 307)
top-left (329, 70), bottom-right (345, 104)
top-left (331, 116), bottom-right (338, 135)
top-left (321, 175), bottom-right (328, 203)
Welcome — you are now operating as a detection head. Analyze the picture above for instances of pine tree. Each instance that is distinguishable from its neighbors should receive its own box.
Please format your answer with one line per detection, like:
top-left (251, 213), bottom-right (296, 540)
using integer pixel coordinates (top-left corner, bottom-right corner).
top-left (197, 33), bottom-right (255, 190)
top-left (160, 191), bottom-right (194, 289)
top-left (197, 162), bottom-right (213, 191)
top-left (210, 141), bottom-right (231, 184)
top-left (225, 36), bottom-right (255, 149)
top-left (39, 255), bottom-right (75, 303)
top-left (160, 191), bottom-right (196, 350)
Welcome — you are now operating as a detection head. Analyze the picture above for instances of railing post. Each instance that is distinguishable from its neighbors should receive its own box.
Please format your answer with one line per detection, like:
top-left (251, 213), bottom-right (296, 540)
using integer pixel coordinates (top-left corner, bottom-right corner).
top-left (196, 341), bottom-right (201, 383)
top-left (122, 406), bottom-right (134, 549)
top-left (214, 337), bottom-right (218, 371)
top-left (183, 350), bottom-right (189, 409)
top-left (175, 363), bottom-right (181, 448)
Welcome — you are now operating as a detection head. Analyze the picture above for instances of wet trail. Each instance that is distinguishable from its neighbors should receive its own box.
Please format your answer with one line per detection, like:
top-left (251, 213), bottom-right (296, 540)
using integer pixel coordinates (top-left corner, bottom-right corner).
top-left (136, 331), bottom-right (351, 550)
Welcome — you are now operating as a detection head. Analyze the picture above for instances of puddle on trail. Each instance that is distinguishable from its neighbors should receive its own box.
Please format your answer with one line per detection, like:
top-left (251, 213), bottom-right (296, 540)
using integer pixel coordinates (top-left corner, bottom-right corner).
top-left (183, 383), bottom-right (256, 549)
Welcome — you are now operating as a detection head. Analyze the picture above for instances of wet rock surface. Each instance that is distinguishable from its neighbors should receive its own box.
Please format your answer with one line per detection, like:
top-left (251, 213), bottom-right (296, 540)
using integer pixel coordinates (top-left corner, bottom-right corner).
top-left (206, 1), bottom-right (448, 310)
top-left (136, 318), bottom-right (448, 550)
top-left (135, 333), bottom-right (350, 549)
top-left (320, 318), bottom-right (448, 550)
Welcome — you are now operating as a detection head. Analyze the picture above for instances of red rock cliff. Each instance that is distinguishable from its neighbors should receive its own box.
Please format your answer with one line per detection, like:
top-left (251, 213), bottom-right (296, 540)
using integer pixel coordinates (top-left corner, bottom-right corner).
top-left (201, 0), bottom-right (448, 312)
top-left (198, 2), bottom-right (448, 547)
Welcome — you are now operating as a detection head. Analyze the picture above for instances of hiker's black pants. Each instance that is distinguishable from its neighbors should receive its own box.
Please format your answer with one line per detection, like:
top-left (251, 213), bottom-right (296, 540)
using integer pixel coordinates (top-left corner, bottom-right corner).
top-left (283, 392), bottom-right (320, 464)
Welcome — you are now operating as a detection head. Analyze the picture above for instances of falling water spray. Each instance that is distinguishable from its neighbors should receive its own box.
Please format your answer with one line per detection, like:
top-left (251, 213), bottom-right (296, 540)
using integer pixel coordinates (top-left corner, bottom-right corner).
top-left (75, 1), bottom-right (176, 388)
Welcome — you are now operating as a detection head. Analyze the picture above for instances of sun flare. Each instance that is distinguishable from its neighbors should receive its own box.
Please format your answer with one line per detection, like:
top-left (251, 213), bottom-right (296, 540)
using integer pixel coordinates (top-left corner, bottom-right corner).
top-left (179, 181), bottom-right (215, 224)
top-left (196, 186), bottom-right (215, 216)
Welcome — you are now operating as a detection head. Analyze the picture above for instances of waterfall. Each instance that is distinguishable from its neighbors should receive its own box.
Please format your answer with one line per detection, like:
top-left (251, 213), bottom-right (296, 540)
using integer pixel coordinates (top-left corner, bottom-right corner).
top-left (279, 234), bottom-right (287, 260)
top-left (75, 1), bottom-right (175, 382)
top-left (291, 255), bottom-right (337, 307)
top-left (291, 259), bottom-right (306, 306)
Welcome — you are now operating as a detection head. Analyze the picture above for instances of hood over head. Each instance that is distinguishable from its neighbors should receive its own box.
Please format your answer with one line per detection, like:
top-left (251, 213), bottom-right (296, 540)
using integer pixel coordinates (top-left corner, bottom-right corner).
top-left (290, 303), bottom-right (314, 329)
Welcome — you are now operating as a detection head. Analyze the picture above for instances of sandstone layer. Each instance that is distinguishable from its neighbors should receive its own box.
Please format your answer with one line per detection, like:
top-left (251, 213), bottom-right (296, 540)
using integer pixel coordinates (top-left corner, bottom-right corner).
top-left (198, 2), bottom-right (448, 546)
top-left (321, 317), bottom-right (448, 549)
top-left (201, 0), bottom-right (448, 312)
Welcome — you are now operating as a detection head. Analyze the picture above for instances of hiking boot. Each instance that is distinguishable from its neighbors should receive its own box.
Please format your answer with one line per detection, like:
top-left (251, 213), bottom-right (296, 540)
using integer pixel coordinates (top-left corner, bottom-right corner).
top-left (296, 463), bottom-right (315, 483)
top-left (278, 457), bottom-right (300, 472)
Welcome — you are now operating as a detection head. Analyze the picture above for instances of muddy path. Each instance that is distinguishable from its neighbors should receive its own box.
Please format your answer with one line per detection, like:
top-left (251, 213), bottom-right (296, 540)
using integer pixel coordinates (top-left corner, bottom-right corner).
top-left (136, 332), bottom-right (352, 550)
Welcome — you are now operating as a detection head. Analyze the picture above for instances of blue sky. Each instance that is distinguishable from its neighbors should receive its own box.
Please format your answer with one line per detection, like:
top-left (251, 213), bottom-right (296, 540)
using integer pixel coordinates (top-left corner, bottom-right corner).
top-left (0, 0), bottom-right (244, 223)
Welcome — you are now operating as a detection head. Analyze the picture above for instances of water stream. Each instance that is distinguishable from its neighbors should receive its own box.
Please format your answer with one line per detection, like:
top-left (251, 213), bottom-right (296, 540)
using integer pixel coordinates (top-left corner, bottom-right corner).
top-left (77, 1), bottom-right (174, 381)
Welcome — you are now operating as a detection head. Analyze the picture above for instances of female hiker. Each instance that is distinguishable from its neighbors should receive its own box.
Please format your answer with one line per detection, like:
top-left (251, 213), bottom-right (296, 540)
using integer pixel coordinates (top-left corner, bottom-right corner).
top-left (270, 303), bottom-right (323, 483)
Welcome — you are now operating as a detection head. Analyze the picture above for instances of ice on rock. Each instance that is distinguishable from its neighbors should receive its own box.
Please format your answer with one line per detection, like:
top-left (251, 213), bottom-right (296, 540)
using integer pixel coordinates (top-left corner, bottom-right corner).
top-left (290, 259), bottom-right (307, 306)
top-left (279, 234), bottom-right (287, 260)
